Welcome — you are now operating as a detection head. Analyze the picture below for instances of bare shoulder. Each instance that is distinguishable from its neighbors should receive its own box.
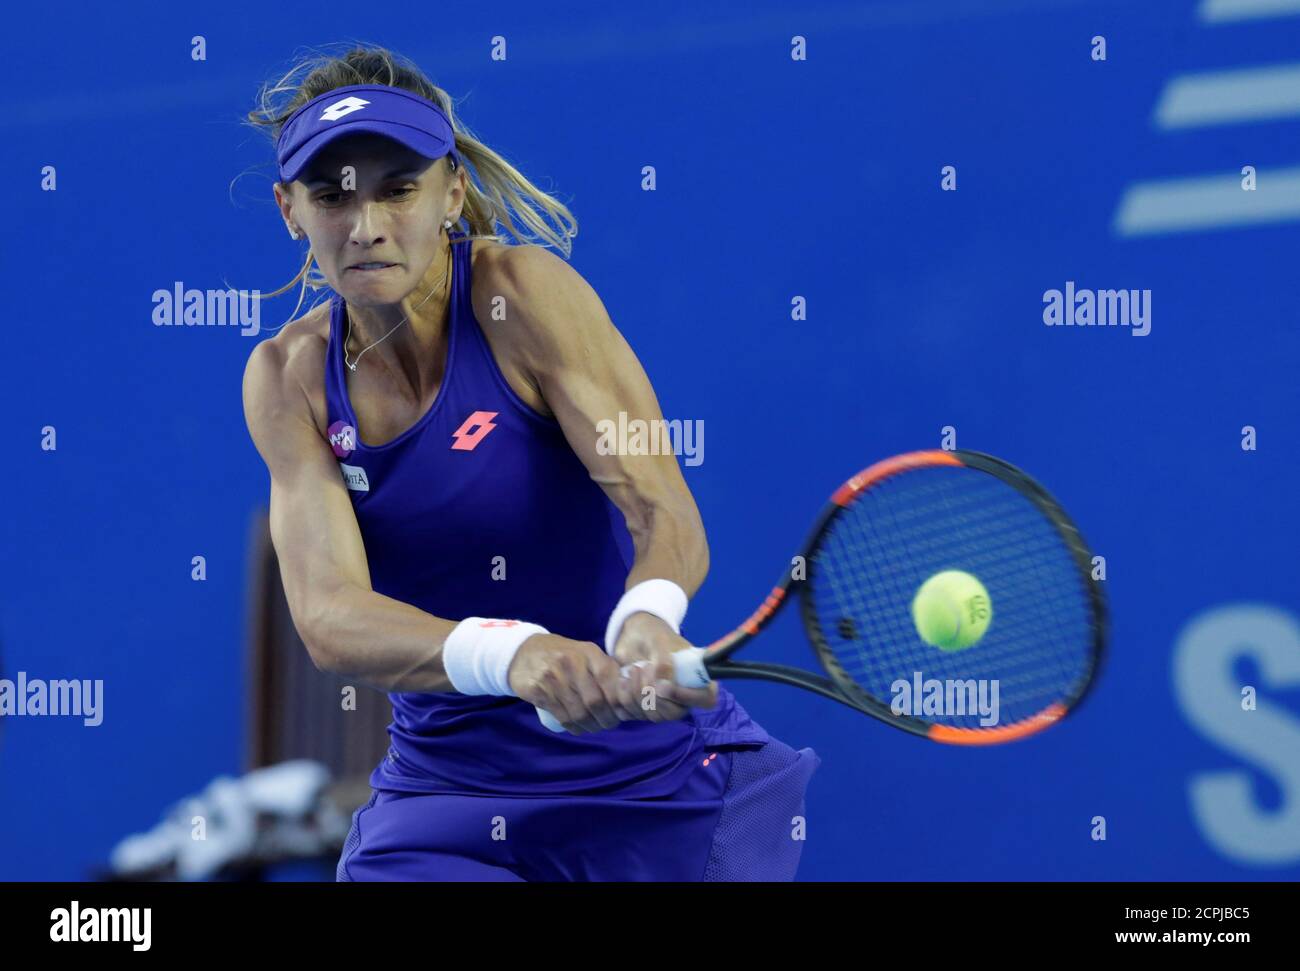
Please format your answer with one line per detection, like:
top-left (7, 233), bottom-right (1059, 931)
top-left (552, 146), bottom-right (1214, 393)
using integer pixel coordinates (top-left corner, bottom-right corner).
top-left (472, 238), bottom-right (589, 298)
top-left (242, 300), bottom-right (333, 438)
top-left (469, 238), bottom-right (606, 355)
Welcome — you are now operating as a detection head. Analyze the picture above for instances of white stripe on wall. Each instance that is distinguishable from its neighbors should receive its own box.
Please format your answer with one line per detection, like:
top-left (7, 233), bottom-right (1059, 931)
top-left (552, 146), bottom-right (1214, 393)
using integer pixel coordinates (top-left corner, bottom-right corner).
top-left (1155, 64), bottom-right (1300, 128)
top-left (1199, 0), bottom-right (1300, 23)
top-left (1114, 168), bottom-right (1300, 235)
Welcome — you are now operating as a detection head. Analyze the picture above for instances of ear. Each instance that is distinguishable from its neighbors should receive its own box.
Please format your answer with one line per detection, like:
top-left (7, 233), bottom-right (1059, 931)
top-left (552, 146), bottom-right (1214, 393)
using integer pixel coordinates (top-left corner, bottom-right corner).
top-left (447, 163), bottom-right (468, 216)
top-left (273, 182), bottom-right (301, 238)
top-left (273, 181), bottom-right (293, 220)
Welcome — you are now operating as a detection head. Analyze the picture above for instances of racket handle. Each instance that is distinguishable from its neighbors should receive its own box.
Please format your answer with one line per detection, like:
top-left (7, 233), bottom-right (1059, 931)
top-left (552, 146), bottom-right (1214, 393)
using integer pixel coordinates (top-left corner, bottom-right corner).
top-left (671, 646), bottom-right (710, 687)
top-left (536, 647), bottom-right (710, 733)
top-left (537, 708), bottom-right (566, 732)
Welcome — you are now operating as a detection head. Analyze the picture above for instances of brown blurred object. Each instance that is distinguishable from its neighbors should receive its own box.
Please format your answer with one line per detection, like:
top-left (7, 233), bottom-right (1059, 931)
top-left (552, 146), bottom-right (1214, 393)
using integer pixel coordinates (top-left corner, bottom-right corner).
top-left (244, 508), bottom-right (391, 814)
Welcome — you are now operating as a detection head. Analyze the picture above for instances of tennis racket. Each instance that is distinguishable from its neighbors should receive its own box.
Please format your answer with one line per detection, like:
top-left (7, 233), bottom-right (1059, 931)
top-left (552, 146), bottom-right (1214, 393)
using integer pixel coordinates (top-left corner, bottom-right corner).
top-left (539, 449), bottom-right (1107, 744)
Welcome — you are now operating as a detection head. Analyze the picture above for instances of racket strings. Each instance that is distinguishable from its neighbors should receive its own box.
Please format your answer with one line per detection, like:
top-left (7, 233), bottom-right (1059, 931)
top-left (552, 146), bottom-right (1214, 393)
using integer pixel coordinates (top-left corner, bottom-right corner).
top-left (829, 478), bottom-right (1089, 719)
top-left (810, 466), bottom-right (1096, 730)
top-left (844, 487), bottom-right (1086, 709)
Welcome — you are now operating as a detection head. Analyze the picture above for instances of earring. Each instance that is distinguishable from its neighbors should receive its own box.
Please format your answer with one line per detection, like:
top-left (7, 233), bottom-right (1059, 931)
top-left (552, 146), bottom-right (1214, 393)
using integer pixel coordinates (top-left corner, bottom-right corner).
top-left (288, 226), bottom-right (301, 240)
top-left (443, 219), bottom-right (452, 231)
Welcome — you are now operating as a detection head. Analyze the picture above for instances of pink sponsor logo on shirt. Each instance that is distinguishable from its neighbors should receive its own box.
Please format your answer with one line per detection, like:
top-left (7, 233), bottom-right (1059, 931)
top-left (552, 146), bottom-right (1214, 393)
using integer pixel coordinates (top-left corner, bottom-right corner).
top-left (328, 420), bottom-right (356, 459)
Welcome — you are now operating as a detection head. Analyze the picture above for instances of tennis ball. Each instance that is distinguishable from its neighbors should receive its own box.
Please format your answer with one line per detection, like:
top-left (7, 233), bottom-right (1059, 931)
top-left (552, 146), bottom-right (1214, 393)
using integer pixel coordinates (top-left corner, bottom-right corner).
top-left (911, 570), bottom-right (992, 651)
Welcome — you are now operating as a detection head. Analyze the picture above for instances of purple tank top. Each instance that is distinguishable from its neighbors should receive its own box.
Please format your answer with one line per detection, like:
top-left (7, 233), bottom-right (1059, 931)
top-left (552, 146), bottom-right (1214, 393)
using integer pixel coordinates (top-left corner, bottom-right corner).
top-left (323, 232), bottom-right (769, 798)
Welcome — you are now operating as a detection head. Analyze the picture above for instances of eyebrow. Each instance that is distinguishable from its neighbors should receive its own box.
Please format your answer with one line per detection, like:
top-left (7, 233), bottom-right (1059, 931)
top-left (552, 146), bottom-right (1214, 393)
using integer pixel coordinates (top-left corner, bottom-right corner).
top-left (302, 166), bottom-right (424, 188)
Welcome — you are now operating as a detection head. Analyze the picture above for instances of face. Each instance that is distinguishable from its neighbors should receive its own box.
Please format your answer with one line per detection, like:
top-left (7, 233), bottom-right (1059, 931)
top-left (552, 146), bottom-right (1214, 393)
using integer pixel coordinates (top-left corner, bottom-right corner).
top-left (274, 132), bottom-right (464, 307)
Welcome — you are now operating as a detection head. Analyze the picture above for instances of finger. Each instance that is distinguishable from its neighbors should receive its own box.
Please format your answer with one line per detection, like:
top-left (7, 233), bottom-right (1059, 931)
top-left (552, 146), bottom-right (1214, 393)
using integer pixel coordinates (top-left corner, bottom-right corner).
top-left (582, 660), bottom-right (625, 731)
top-left (572, 678), bottom-right (612, 733)
top-left (657, 680), bottom-right (719, 710)
top-left (554, 708), bottom-right (587, 735)
top-left (544, 674), bottom-right (591, 735)
top-left (644, 669), bottom-right (688, 723)
top-left (556, 650), bottom-right (616, 734)
top-left (614, 641), bottom-right (652, 668)
top-left (617, 658), bottom-right (653, 683)
top-left (652, 697), bottom-right (690, 721)
top-left (611, 628), bottom-right (654, 666)
top-left (630, 662), bottom-right (668, 722)
top-left (613, 668), bottom-right (642, 721)
top-left (614, 660), bottom-right (653, 720)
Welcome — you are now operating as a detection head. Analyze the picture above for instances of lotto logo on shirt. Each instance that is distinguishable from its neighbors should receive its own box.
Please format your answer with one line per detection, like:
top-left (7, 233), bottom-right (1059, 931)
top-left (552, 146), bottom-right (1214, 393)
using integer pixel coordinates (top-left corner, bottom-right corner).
top-left (328, 420), bottom-right (356, 459)
top-left (451, 411), bottom-right (499, 451)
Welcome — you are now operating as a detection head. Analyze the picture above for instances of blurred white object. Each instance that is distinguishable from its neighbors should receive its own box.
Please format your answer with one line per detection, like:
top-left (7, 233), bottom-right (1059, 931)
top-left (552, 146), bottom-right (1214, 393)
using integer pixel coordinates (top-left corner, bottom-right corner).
top-left (108, 760), bottom-right (350, 880)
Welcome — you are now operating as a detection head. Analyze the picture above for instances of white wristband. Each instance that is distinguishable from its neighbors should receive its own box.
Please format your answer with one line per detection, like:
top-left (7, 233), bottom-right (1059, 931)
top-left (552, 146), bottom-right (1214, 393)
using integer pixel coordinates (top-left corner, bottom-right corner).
top-left (603, 579), bottom-right (689, 654)
top-left (442, 617), bottom-right (548, 696)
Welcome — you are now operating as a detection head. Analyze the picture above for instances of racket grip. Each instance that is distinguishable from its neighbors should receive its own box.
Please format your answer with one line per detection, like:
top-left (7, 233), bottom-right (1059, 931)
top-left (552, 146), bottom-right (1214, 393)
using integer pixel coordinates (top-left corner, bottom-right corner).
top-left (670, 646), bottom-right (710, 687)
top-left (537, 708), bottom-right (566, 732)
top-left (535, 647), bottom-right (711, 733)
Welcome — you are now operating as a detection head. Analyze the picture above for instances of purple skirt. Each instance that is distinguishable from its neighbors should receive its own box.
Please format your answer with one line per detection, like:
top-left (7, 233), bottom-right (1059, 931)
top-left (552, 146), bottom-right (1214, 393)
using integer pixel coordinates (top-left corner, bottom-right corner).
top-left (337, 737), bottom-right (820, 881)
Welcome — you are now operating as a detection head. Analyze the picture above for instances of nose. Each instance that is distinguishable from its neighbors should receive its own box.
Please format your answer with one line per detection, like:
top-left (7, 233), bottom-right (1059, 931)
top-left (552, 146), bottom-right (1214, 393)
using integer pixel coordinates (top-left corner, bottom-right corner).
top-left (348, 200), bottom-right (390, 246)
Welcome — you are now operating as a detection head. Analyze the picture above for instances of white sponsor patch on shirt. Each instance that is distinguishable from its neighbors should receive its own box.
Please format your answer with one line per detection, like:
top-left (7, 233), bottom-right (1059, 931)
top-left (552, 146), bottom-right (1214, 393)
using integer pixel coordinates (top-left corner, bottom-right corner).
top-left (340, 463), bottom-right (370, 493)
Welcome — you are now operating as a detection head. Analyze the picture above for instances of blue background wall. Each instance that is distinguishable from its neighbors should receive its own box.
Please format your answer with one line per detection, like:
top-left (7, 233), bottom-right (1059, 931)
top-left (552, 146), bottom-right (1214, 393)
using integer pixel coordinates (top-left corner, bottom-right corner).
top-left (3, 0), bottom-right (1299, 880)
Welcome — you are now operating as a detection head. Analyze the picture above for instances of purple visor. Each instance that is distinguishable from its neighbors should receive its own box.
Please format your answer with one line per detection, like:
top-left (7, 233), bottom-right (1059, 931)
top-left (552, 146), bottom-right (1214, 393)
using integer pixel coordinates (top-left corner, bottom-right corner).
top-left (276, 84), bottom-right (461, 183)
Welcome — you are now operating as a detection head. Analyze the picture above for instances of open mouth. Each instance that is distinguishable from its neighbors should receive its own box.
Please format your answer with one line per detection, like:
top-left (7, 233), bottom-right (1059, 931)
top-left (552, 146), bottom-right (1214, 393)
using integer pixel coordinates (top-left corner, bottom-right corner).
top-left (348, 262), bottom-right (399, 273)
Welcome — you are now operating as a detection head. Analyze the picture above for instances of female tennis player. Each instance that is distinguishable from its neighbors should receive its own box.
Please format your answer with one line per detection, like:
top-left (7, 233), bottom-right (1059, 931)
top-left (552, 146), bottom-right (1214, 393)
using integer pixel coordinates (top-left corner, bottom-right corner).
top-left (241, 45), bottom-right (819, 881)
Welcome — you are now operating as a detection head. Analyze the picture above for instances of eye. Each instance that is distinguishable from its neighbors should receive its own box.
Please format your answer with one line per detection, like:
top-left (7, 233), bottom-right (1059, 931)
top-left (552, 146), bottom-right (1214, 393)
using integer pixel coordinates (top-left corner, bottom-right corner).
top-left (387, 185), bottom-right (416, 199)
top-left (315, 191), bottom-right (346, 206)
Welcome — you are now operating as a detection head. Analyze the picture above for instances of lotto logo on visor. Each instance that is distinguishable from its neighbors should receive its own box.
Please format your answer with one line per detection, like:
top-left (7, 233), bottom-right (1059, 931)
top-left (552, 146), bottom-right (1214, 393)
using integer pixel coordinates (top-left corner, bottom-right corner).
top-left (276, 84), bottom-right (461, 184)
top-left (320, 96), bottom-right (370, 121)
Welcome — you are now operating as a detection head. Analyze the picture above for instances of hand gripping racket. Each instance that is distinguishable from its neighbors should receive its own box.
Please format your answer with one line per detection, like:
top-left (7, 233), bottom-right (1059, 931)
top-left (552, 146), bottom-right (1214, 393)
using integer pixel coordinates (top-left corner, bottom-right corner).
top-left (539, 449), bottom-right (1107, 744)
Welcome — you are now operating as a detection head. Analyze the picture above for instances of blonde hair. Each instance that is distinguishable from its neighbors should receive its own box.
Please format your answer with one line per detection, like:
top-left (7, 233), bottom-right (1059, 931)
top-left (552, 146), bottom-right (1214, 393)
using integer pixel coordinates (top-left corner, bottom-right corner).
top-left (244, 42), bottom-right (577, 310)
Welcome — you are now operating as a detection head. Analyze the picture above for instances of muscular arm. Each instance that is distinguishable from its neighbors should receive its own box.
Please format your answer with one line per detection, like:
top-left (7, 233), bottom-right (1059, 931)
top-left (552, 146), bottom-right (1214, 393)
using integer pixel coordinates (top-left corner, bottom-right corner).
top-left (488, 245), bottom-right (710, 597)
top-left (241, 335), bottom-right (458, 694)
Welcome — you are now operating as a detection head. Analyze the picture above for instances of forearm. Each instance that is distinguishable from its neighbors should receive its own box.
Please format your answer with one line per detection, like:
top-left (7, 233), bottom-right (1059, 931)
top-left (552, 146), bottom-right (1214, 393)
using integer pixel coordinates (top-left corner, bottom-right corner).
top-left (623, 496), bottom-right (710, 596)
top-left (304, 583), bottom-right (459, 694)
